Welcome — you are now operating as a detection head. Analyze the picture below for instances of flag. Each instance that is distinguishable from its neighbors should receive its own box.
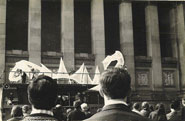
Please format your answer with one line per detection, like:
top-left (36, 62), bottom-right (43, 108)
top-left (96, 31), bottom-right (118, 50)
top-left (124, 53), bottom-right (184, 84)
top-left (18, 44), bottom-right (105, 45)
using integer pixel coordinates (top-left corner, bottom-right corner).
top-left (92, 66), bottom-right (100, 85)
top-left (53, 58), bottom-right (69, 79)
top-left (102, 51), bottom-right (124, 70)
top-left (69, 63), bottom-right (92, 84)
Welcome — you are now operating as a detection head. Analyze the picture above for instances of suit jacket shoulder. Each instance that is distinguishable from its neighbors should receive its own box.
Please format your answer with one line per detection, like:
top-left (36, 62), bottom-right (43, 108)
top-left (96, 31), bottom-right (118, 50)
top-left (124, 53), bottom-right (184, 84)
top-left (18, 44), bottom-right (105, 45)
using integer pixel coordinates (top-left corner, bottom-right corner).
top-left (22, 113), bottom-right (58, 121)
top-left (84, 104), bottom-right (152, 121)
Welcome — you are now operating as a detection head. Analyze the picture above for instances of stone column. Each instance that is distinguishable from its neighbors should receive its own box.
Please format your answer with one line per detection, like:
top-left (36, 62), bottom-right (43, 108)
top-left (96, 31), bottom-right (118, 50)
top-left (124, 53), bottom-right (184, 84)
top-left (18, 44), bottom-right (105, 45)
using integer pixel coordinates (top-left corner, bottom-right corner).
top-left (168, 5), bottom-right (180, 90)
top-left (0, 0), bottom-right (6, 82)
top-left (91, 0), bottom-right (105, 70)
top-left (61, 0), bottom-right (75, 71)
top-left (119, 1), bottom-right (135, 91)
top-left (145, 3), bottom-right (162, 91)
top-left (28, 0), bottom-right (41, 65)
top-left (169, 5), bottom-right (178, 58)
top-left (176, 3), bottom-right (185, 90)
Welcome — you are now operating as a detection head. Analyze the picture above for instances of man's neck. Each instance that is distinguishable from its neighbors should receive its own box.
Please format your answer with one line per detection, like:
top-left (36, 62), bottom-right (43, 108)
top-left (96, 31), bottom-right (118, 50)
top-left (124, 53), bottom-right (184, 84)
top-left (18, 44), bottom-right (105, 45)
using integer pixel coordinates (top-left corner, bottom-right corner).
top-left (104, 95), bottom-right (127, 107)
top-left (31, 106), bottom-right (53, 116)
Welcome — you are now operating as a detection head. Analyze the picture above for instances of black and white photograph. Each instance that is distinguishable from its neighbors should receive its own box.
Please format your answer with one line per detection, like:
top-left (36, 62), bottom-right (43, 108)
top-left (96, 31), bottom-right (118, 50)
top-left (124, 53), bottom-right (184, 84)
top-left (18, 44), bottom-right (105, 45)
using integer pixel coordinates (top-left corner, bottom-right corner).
top-left (0, 0), bottom-right (185, 121)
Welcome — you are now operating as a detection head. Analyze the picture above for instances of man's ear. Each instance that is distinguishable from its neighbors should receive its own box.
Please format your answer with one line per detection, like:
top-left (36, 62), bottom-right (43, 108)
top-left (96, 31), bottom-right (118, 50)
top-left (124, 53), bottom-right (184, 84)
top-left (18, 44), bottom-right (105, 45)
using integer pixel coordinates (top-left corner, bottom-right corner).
top-left (99, 88), bottom-right (104, 98)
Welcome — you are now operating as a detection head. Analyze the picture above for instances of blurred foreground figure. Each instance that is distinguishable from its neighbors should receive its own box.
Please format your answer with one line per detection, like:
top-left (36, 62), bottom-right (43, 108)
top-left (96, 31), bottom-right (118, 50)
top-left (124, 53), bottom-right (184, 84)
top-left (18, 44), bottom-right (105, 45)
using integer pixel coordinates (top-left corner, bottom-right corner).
top-left (22, 75), bottom-right (58, 121)
top-left (84, 68), bottom-right (152, 121)
top-left (7, 105), bottom-right (23, 121)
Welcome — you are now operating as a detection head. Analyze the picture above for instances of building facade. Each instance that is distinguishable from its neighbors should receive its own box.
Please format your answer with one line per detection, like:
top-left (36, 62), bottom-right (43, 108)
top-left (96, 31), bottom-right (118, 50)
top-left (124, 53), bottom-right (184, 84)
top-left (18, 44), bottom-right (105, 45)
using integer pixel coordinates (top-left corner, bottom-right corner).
top-left (0, 0), bottom-right (185, 102)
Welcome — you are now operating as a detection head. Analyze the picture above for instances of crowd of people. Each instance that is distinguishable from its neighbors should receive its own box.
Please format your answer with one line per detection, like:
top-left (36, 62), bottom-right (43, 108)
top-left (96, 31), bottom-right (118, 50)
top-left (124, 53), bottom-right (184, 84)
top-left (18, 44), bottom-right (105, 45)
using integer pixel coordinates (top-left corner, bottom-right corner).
top-left (131, 100), bottom-right (185, 121)
top-left (6, 68), bottom-right (185, 121)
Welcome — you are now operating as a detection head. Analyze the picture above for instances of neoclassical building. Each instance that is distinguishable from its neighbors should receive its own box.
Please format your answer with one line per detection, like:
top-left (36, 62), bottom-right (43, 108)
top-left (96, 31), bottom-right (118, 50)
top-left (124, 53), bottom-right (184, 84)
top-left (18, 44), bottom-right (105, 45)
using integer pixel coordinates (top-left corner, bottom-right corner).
top-left (0, 0), bottom-right (185, 102)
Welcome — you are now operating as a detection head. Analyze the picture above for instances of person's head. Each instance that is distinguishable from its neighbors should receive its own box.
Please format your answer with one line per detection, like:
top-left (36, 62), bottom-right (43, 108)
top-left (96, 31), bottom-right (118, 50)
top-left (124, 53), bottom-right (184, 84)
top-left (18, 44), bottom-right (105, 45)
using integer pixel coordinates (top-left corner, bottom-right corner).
top-left (11, 105), bottom-right (23, 117)
top-left (132, 102), bottom-right (140, 110)
top-left (66, 108), bottom-right (72, 114)
top-left (73, 100), bottom-right (82, 110)
top-left (99, 68), bottom-right (131, 100)
top-left (81, 103), bottom-right (89, 112)
top-left (170, 99), bottom-right (180, 110)
top-left (149, 105), bottom-right (154, 112)
top-left (22, 105), bottom-right (31, 115)
top-left (155, 103), bottom-right (166, 115)
top-left (27, 75), bottom-right (58, 110)
top-left (141, 101), bottom-right (149, 110)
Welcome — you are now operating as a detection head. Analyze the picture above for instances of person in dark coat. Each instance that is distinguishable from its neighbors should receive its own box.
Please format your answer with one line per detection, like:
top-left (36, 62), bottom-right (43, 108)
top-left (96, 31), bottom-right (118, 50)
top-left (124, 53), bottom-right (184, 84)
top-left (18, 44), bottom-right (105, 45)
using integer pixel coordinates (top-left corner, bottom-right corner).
top-left (67, 100), bottom-right (86, 121)
top-left (22, 75), bottom-right (58, 121)
top-left (149, 103), bottom-right (167, 121)
top-left (140, 101), bottom-right (150, 117)
top-left (167, 99), bottom-right (181, 121)
top-left (84, 68), bottom-right (152, 121)
top-left (7, 105), bottom-right (23, 121)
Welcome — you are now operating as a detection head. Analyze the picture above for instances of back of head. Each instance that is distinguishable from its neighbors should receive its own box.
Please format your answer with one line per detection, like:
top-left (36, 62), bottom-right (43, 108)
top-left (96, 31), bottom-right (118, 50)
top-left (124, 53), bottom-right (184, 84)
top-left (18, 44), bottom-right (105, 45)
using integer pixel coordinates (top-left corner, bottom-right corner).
top-left (27, 75), bottom-right (58, 110)
top-left (22, 105), bottom-right (31, 114)
top-left (11, 105), bottom-right (23, 117)
top-left (171, 99), bottom-right (180, 110)
top-left (155, 103), bottom-right (165, 115)
top-left (81, 103), bottom-right (89, 112)
top-left (99, 68), bottom-right (131, 99)
top-left (133, 102), bottom-right (140, 110)
top-left (73, 100), bottom-right (82, 109)
top-left (141, 101), bottom-right (149, 110)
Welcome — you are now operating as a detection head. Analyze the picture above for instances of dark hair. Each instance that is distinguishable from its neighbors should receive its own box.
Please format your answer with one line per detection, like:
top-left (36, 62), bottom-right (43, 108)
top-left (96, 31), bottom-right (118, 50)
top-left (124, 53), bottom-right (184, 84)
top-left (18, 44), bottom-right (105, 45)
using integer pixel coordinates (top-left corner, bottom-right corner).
top-left (171, 100), bottom-right (180, 110)
top-left (155, 103), bottom-right (166, 115)
top-left (133, 102), bottom-right (140, 110)
top-left (27, 75), bottom-right (58, 110)
top-left (22, 105), bottom-right (31, 113)
top-left (11, 105), bottom-right (23, 117)
top-left (99, 68), bottom-right (131, 99)
top-left (73, 100), bottom-right (82, 109)
top-left (141, 101), bottom-right (149, 110)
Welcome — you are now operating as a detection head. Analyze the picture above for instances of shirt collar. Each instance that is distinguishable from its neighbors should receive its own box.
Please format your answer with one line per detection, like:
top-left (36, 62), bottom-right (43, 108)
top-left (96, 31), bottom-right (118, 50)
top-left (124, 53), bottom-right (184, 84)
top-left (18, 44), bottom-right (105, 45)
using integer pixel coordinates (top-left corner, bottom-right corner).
top-left (31, 107), bottom-right (53, 116)
top-left (104, 99), bottom-right (128, 108)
